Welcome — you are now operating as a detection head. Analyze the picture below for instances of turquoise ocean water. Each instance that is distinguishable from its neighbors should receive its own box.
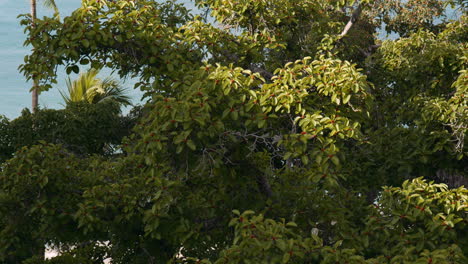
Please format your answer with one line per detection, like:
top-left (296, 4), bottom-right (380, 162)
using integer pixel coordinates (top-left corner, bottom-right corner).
top-left (0, 0), bottom-right (195, 119)
top-left (1, 0), bottom-right (81, 119)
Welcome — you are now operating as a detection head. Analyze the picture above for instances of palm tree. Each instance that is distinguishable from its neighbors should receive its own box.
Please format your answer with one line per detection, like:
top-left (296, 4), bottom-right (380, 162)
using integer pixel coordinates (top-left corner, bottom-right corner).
top-left (26, 3), bottom-right (60, 261)
top-left (60, 68), bottom-right (132, 106)
top-left (31, 0), bottom-right (59, 113)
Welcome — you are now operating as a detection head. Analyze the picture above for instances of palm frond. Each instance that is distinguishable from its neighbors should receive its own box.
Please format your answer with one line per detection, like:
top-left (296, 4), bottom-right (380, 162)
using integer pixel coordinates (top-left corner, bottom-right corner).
top-left (41, 0), bottom-right (58, 11)
top-left (61, 68), bottom-right (132, 107)
top-left (41, 0), bottom-right (59, 18)
top-left (97, 77), bottom-right (133, 106)
top-left (58, 77), bottom-right (74, 105)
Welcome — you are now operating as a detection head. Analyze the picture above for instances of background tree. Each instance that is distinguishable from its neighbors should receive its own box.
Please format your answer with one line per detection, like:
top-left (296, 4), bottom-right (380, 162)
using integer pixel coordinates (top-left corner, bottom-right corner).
top-left (2, 0), bottom-right (466, 263)
top-left (0, 102), bottom-right (142, 163)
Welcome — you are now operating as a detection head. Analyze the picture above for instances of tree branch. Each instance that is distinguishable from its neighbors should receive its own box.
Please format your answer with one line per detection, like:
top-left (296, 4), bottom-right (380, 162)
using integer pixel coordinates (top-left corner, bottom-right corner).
top-left (256, 173), bottom-right (273, 198)
top-left (196, 217), bottom-right (224, 232)
top-left (359, 44), bottom-right (382, 58)
top-left (340, 3), bottom-right (363, 37)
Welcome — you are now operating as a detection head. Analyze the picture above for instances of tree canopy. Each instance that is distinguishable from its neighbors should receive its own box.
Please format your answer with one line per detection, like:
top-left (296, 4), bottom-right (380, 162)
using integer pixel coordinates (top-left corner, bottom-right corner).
top-left (1, 0), bottom-right (467, 263)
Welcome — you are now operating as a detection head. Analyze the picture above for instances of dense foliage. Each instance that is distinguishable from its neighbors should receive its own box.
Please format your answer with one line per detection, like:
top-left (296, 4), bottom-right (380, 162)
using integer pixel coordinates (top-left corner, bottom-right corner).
top-left (0, 102), bottom-right (140, 163)
top-left (0, 0), bottom-right (466, 263)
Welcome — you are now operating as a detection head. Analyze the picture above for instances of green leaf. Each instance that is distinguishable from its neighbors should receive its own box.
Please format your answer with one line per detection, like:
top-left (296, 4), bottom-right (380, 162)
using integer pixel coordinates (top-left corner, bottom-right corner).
top-left (282, 252), bottom-right (290, 263)
top-left (79, 58), bottom-right (90, 65)
top-left (71, 65), bottom-right (79, 74)
top-left (168, 63), bottom-right (174, 72)
top-left (176, 144), bottom-right (184, 154)
top-left (186, 140), bottom-right (196, 151)
top-left (276, 239), bottom-right (286, 251)
top-left (315, 154), bottom-right (322, 165)
top-left (82, 39), bottom-right (90, 48)
top-left (331, 156), bottom-right (339, 166)
top-left (343, 94), bottom-right (351, 104)
top-left (258, 119), bottom-right (266, 128)
top-left (333, 240), bottom-right (343, 248)
top-left (231, 110), bottom-right (238, 120)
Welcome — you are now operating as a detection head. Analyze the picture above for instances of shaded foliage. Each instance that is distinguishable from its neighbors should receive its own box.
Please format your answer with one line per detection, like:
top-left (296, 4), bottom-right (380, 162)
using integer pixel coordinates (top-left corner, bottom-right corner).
top-left (0, 102), bottom-right (141, 163)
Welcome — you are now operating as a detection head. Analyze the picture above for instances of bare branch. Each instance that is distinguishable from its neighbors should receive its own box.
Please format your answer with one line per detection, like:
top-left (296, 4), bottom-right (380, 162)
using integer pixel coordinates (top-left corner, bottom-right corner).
top-left (340, 3), bottom-right (363, 37)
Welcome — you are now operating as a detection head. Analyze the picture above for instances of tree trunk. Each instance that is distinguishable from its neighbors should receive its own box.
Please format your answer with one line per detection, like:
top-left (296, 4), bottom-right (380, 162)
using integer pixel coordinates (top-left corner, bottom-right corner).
top-left (31, 0), bottom-right (39, 113)
top-left (435, 169), bottom-right (468, 189)
top-left (30, 1), bottom-right (42, 257)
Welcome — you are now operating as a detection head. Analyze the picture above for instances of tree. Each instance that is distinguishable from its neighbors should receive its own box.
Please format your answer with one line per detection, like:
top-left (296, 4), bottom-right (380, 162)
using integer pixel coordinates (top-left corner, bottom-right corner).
top-left (4, 0), bottom-right (467, 263)
top-left (60, 68), bottom-right (132, 106)
top-left (30, 0), bottom-right (59, 112)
